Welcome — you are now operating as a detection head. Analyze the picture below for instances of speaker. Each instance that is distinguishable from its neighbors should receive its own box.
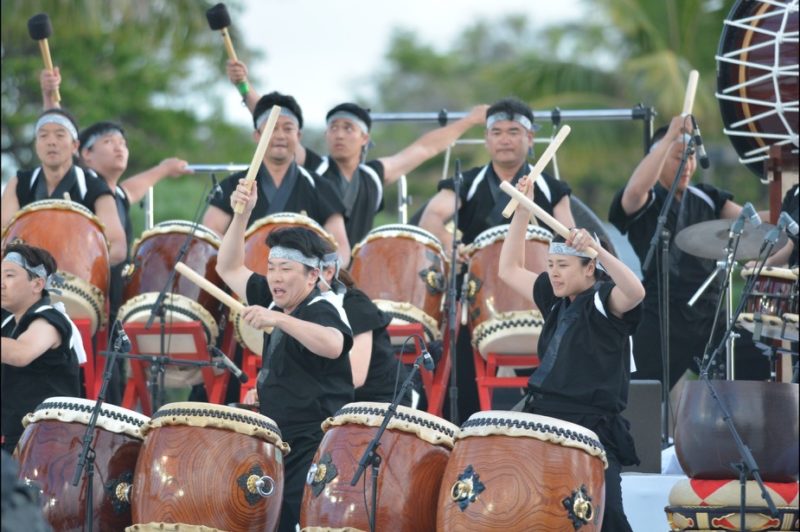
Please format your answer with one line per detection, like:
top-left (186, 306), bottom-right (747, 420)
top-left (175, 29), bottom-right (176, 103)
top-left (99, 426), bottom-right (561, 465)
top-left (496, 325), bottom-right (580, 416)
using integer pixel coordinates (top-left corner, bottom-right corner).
top-left (622, 379), bottom-right (662, 473)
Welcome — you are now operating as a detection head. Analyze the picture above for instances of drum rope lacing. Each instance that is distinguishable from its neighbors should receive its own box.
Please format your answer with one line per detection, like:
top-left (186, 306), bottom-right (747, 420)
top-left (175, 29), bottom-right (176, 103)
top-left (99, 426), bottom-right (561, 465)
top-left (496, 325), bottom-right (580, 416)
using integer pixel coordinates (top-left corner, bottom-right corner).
top-left (151, 406), bottom-right (283, 438)
top-left (370, 224), bottom-right (442, 243)
top-left (334, 404), bottom-right (458, 439)
top-left (34, 400), bottom-right (147, 427)
top-left (460, 416), bottom-right (604, 453)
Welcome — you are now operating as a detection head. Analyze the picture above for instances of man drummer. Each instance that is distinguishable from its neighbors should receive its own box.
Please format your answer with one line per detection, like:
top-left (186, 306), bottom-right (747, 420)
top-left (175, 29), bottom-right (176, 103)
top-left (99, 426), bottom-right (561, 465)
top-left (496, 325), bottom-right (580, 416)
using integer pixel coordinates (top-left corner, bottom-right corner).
top-left (215, 180), bottom-right (354, 532)
top-left (203, 91), bottom-right (351, 265)
top-left (0, 108), bottom-right (127, 266)
top-left (609, 115), bottom-right (746, 389)
top-left (1, 243), bottom-right (83, 452)
top-left (418, 97), bottom-right (576, 420)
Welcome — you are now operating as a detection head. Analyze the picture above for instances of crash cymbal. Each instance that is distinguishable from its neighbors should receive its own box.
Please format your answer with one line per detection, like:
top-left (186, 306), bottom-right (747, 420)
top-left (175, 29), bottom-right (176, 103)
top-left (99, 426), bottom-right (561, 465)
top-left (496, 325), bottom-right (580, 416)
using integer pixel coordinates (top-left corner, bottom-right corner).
top-left (675, 219), bottom-right (788, 260)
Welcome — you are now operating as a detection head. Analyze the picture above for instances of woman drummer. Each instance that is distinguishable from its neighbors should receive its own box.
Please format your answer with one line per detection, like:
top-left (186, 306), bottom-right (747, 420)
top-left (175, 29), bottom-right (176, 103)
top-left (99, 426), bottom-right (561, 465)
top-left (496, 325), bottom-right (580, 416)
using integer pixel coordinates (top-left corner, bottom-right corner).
top-left (498, 175), bottom-right (645, 532)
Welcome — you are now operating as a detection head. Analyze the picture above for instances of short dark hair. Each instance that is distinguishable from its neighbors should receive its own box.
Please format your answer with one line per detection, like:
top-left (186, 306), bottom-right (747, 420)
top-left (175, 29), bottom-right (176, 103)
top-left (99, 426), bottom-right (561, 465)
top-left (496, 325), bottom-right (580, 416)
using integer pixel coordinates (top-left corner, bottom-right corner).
top-left (3, 242), bottom-right (57, 280)
top-left (266, 227), bottom-right (328, 272)
top-left (253, 91), bottom-right (303, 130)
top-left (78, 121), bottom-right (126, 151)
top-left (326, 102), bottom-right (372, 131)
top-left (486, 97), bottom-right (534, 125)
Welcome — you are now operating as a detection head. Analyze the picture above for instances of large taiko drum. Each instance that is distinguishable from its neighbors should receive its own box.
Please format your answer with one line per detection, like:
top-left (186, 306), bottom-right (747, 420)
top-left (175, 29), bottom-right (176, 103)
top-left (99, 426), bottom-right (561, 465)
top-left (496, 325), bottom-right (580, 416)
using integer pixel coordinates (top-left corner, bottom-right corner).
top-left (675, 380), bottom-right (799, 482)
top-left (118, 221), bottom-right (226, 388)
top-left (737, 266), bottom-right (799, 341)
top-left (466, 224), bottom-right (552, 357)
top-left (716, 0), bottom-right (799, 176)
top-left (231, 212), bottom-right (339, 355)
top-left (15, 397), bottom-right (150, 532)
top-left (350, 225), bottom-right (449, 343)
top-left (130, 402), bottom-right (288, 532)
top-left (1, 199), bottom-right (110, 334)
top-left (300, 402), bottom-right (458, 531)
top-left (437, 411), bottom-right (608, 531)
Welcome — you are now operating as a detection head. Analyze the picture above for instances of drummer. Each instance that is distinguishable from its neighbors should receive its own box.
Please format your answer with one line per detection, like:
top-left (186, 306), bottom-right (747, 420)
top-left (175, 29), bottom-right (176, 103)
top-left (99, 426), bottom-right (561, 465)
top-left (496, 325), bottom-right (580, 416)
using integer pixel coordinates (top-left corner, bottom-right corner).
top-left (203, 91), bottom-right (351, 265)
top-left (499, 175), bottom-right (645, 532)
top-left (609, 115), bottom-right (746, 390)
top-left (0, 108), bottom-right (128, 266)
top-left (418, 97), bottom-right (576, 420)
top-left (1, 243), bottom-right (83, 452)
top-left (215, 180), bottom-right (354, 532)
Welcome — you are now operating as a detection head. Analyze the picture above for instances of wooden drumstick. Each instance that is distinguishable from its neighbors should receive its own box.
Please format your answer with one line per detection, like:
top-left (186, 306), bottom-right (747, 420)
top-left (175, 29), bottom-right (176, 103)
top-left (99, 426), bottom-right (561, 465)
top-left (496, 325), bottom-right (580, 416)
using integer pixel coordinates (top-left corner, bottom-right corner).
top-left (233, 105), bottom-right (282, 214)
top-left (501, 125), bottom-right (571, 219)
top-left (175, 261), bottom-right (244, 313)
top-left (681, 70), bottom-right (699, 117)
top-left (499, 181), bottom-right (598, 259)
top-left (28, 13), bottom-right (60, 104)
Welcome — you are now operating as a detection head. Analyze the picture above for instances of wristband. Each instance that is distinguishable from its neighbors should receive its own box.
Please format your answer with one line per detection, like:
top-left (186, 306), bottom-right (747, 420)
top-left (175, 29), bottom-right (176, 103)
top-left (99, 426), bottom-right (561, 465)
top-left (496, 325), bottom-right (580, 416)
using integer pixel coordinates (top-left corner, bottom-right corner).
top-left (236, 81), bottom-right (250, 97)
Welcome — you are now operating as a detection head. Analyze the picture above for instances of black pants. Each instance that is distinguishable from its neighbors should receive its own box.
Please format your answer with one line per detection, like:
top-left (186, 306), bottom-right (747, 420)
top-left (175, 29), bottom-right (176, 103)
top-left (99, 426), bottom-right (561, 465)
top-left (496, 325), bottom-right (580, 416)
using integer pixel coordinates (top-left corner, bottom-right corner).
top-left (278, 422), bottom-right (324, 532)
top-left (441, 327), bottom-right (480, 424)
top-left (602, 452), bottom-right (632, 532)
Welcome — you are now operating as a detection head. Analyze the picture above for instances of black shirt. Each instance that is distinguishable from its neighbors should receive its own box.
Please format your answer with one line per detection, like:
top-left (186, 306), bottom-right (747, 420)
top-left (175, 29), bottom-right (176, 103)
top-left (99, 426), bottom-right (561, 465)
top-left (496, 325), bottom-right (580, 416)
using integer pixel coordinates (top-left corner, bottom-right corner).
top-left (438, 163), bottom-right (571, 245)
top-left (311, 157), bottom-right (386, 246)
top-left (1, 298), bottom-right (81, 451)
top-left (245, 274), bottom-right (354, 429)
top-left (209, 161), bottom-right (345, 229)
top-left (608, 182), bottom-right (733, 302)
top-left (15, 165), bottom-right (114, 213)
top-left (780, 185), bottom-right (799, 268)
top-left (104, 179), bottom-right (133, 318)
top-left (530, 273), bottom-right (641, 415)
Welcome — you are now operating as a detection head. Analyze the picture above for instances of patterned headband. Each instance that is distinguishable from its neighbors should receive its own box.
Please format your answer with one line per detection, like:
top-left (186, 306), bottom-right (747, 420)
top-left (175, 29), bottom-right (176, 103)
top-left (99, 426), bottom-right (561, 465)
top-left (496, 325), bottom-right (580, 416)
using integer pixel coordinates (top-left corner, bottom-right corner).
top-left (269, 245), bottom-right (320, 269)
top-left (36, 114), bottom-right (78, 140)
top-left (327, 111), bottom-right (369, 134)
top-left (256, 107), bottom-right (299, 131)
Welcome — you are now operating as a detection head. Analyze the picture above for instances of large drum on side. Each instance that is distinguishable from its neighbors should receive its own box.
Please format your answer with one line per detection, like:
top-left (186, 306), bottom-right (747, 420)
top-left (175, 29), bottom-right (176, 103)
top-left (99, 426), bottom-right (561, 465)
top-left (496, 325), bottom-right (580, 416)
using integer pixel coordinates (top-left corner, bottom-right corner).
top-left (119, 221), bottom-right (225, 387)
top-left (737, 266), bottom-right (799, 341)
top-left (466, 224), bottom-right (552, 357)
top-left (131, 402), bottom-right (288, 532)
top-left (233, 213), bottom-right (338, 354)
top-left (675, 380), bottom-right (799, 482)
top-left (300, 402), bottom-right (458, 532)
top-left (350, 225), bottom-right (449, 343)
top-left (437, 411), bottom-right (607, 531)
top-left (15, 397), bottom-right (149, 532)
top-left (716, 0), bottom-right (799, 176)
top-left (1, 199), bottom-right (110, 334)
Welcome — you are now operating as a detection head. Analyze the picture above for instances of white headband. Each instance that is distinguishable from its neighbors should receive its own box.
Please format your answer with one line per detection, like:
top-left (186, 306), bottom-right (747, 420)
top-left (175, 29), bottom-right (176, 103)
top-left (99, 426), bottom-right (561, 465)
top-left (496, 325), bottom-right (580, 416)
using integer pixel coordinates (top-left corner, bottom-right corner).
top-left (486, 111), bottom-right (536, 132)
top-left (256, 107), bottom-right (299, 131)
top-left (326, 111), bottom-right (369, 134)
top-left (35, 114), bottom-right (79, 140)
top-left (269, 245), bottom-right (320, 269)
top-left (549, 235), bottom-right (606, 272)
top-left (82, 127), bottom-right (125, 151)
top-left (3, 251), bottom-right (64, 292)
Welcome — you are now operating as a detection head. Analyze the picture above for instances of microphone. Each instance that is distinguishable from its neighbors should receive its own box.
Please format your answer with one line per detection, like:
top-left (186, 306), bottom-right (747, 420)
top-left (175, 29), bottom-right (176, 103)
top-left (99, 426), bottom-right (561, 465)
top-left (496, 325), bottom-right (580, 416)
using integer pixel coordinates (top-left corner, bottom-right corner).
top-left (414, 336), bottom-right (435, 371)
top-left (209, 345), bottom-right (248, 383)
top-left (114, 321), bottom-right (132, 353)
top-left (732, 202), bottom-right (761, 234)
top-left (689, 115), bottom-right (710, 169)
top-left (779, 211), bottom-right (799, 236)
top-left (454, 159), bottom-right (462, 183)
top-left (210, 173), bottom-right (223, 199)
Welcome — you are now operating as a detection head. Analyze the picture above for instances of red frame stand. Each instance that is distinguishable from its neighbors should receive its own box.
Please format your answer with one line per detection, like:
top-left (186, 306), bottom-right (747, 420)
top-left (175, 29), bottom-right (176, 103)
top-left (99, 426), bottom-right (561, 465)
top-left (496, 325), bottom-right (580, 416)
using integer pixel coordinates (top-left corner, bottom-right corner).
top-left (473, 348), bottom-right (539, 411)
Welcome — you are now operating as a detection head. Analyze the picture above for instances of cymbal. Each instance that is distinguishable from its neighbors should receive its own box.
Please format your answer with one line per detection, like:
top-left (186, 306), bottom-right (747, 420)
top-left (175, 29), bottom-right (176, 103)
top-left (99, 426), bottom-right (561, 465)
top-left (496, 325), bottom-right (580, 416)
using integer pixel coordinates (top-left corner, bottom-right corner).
top-left (674, 219), bottom-right (788, 261)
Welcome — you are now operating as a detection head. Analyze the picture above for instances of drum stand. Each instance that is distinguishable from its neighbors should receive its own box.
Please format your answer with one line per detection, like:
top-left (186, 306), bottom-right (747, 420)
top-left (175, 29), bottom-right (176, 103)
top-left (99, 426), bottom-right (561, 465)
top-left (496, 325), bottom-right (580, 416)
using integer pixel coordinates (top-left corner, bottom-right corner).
top-left (689, 259), bottom-right (737, 379)
top-left (350, 341), bottom-right (431, 532)
top-left (446, 161), bottom-right (464, 425)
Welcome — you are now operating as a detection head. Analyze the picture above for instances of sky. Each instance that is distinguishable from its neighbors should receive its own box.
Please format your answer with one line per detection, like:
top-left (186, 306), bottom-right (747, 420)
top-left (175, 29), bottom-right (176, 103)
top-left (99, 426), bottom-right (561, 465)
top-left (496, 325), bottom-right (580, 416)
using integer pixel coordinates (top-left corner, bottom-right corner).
top-left (226, 0), bottom-right (584, 129)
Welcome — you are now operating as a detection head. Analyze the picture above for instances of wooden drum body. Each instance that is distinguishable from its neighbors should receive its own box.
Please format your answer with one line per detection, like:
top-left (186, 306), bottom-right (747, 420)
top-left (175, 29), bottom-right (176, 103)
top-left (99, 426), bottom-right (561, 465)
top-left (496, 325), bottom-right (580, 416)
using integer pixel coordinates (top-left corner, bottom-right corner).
top-left (738, 266), bottom-right (799, 341)
top-left (233, 213), bottom-right (338, 354)
top-left (15, 397), bottom-right (149, 532)
top-left (675, 380), bottom-right (799, 482)
top-left (301, 402), bottom-right (458, 532)
top-left (466, 225), bottom-right (551, 357)
top-left (437, 411), bottom-right (607, 531)
top-left (1, 199), bottom-right (110, 334)
top-left (131, 402), bottom-right (288, 532)
top-left (350, 225), bottom-right (449, 342)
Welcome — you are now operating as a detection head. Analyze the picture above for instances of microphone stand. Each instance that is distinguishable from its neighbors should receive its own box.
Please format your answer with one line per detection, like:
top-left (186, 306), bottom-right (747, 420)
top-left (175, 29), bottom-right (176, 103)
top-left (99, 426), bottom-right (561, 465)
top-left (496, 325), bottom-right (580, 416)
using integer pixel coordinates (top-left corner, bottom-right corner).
top-left (143, 181), bottom-right (216, 411)
top-left (447, 160), bottom-right (463, 425)
top-left (693, 240), bottom-right (780, 530)
top-left (641, 135), bottom-right (695, 448)
top-left (350, 337), bottom-right (430, 532)
top-left (71, 321), bottom-right (123, 532)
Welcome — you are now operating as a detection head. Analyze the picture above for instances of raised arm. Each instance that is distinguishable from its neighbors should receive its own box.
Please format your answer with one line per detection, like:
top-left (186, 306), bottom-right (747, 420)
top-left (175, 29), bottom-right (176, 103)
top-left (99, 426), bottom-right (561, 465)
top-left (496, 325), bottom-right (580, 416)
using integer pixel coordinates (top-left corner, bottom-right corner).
top-left (226, 59), bottom-right (260, 113)
top-left (379, 105), bottom-right (488, 185)
top-left (40, 68), bottom-right (62, 110)
top-left (419, 189), bottom-right (459, 253)
top-left (216, 178), bottom-right (257, 299)
top-left (498, 176), bottom-right (538, 303)
top-left (94, 194), bottom-right (127, 265)
top-left (121, 158), bottom-right (194, 204)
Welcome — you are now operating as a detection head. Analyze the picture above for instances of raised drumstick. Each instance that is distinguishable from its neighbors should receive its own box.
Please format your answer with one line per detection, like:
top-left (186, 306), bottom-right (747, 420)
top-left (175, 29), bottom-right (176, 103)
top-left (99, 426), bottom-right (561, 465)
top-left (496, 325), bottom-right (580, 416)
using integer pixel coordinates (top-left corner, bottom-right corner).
top-left (206, 3), bottom-right (239, 62)
top-left (499, 181), bottom-right (598, 259)
top-left (501, 125), bottom-right (571, 219)
top-left (175, 261), bottom-right (244, 313)
top-left (28, 13), bottom-right (60, 104)
top-left (681, 70), bottom-right (699, 117)
top-left (233, 105), bottom-right (281, 214)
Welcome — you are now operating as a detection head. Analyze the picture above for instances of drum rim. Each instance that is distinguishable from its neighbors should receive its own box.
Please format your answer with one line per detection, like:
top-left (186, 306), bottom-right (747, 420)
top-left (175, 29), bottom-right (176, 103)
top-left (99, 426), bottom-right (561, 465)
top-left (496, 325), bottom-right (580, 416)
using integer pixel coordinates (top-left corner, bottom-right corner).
top-left (132, 220), bottom-right (222, 256)
top-left (1, 198), bottom-right (109, 247)
top-left (373, 299), bottom-right (442, 341)
top-left (118, 292), bottom-right (220, 345)
top-left (244, 211), bottom-right (337, 248)
top-left (352, 224), bottom-right (449, 260)
top-left (24, 396), bottom-right (150, 438)
top-left (50, 270), bottom-right (107, 333)
top-left (471, 310), bottom-right (545, 355)
top-left (469, 223), bottom-right (553, 253)
top-left (740, 265), bottom-right (799, 280)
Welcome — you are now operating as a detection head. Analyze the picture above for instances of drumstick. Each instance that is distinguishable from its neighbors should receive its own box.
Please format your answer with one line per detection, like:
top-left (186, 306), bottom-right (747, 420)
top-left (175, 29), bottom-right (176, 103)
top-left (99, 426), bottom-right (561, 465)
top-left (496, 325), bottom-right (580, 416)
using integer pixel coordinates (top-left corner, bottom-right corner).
top-left (28, 14), bottom-right (60, 104)
top-left (681, 70), bottom-right (699, 117)
top-left (501, 125), bottom-right (571, 219)
top-left (499, 181), bottom-right (598, 259)
top-left (175, 261), bottom-right (244, 313)
top-left (233, 105), bottom-right (281, 214)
